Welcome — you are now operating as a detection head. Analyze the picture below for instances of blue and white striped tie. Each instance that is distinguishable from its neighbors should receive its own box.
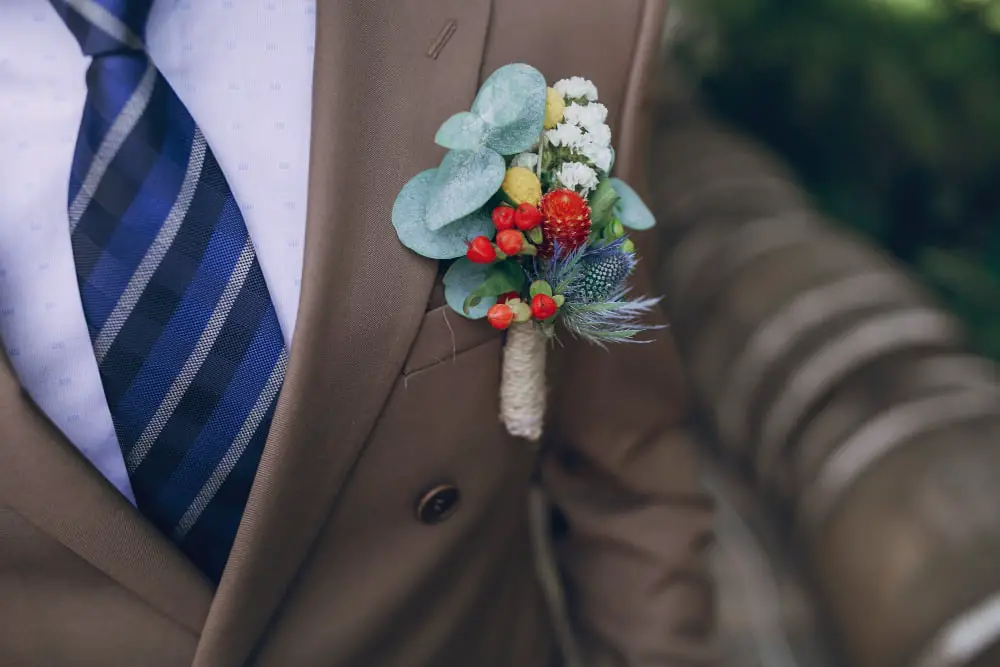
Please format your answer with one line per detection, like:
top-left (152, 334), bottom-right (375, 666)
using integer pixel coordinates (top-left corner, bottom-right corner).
top-left (50, 0), bottom-right (288, 583)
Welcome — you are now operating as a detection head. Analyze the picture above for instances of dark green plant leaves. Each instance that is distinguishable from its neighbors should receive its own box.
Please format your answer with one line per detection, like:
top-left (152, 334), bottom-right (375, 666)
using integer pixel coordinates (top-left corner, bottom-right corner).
top-left (462, 260), bottom-right (527, 315)
top-left (589, 178), bottom-right (621, 230)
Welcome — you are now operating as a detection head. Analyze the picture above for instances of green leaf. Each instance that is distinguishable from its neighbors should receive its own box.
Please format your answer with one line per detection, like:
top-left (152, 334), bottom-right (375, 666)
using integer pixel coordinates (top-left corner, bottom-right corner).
top-left (472, 64), bottom-right (548, 155)
top-left (392, 169), bottom-right (495, 259)
top-left (610, 178), bottom-right (656, 230)
top-left (463, 260), bottom-right (526, 314)
top-left (590, 178), bottom-right (620, 230)
top-left (443, 258), bottom-right (493, 319)
top-left (426, 148), bottom-right (506, 231)
top-left (530, 280), bottom-right (553, 298)
top-left (435, 112), bottom-right (488, 151)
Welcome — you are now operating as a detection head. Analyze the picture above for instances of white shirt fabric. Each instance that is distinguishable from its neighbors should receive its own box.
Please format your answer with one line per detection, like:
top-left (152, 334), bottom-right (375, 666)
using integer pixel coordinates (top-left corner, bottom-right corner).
top-left (0, 0), bottom-right (317, 503)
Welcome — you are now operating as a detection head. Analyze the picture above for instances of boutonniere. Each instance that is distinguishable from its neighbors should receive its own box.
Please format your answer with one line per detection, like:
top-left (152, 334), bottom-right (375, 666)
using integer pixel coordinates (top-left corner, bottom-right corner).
top-left (393, 64), bottom-right (661, 442)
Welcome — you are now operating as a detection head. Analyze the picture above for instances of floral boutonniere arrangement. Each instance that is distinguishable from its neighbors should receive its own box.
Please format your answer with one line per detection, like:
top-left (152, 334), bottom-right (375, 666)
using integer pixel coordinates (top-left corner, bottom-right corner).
top-left (393, 64), bottom-right (661, 442)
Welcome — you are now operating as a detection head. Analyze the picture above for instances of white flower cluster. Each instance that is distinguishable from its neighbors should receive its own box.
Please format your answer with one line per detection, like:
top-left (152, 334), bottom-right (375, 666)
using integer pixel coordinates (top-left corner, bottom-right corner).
top-left (554, 76), bottom-right (599, 102)
top-left (545, 123), bottom-right (584, 150)
top-left (544, 78), bottom-right (614, 194)
top-left (555, 162), bottom-right (600, 194)
top-left (563, 102), bottom-right (607, 129)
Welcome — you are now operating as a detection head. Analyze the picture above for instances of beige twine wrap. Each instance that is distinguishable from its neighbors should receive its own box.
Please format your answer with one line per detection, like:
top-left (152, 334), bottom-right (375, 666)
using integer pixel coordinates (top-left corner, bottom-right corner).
top-left (500, 322), bottom-right (547, 441)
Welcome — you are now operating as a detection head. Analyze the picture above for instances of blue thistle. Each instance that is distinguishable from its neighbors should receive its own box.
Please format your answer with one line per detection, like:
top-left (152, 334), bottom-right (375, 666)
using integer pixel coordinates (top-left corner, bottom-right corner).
top-left (529, 239), bottom-right (663, 346)
top-left (571, 246), bottom-right (636, 303)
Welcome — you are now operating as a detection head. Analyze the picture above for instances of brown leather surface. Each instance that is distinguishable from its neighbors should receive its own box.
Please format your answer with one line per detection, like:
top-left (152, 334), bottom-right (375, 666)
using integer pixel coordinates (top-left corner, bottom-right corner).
top-left (0, 1), bottom-right (716, 665)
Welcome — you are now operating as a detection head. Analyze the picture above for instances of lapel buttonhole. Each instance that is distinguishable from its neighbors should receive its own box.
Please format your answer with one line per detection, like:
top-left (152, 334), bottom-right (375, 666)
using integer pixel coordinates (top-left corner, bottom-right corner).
top-left (426, 19), bottom-right (459, 60)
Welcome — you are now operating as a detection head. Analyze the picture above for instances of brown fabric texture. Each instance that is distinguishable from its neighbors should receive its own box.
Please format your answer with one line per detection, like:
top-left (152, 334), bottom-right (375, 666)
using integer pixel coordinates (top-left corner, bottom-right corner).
top-left (0, 1), bottom-right (715, 665)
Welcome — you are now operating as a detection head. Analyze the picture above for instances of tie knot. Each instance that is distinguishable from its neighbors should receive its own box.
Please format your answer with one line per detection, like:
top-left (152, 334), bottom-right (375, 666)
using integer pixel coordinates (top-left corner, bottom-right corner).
top-left (49, 0), bottom-right (153, 57)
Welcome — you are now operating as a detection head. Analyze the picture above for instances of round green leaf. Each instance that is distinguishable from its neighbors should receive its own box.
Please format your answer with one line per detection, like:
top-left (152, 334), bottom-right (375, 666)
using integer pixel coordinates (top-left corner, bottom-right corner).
top-left (472, 63), bottom-right (547, 156)
top-left (435, 112), bottom-right (488, 151)
top-left (392, 169), bottom-right (495, 259)
top-left (469, 261), bottom-right (527, 302)
top-left (610, 178), bottom-right (656, 231)
top-left (530, 280), bottom-right (553, 298)
top-left (426, 148), bottom-right (506, 231)
top-left (443, 258), bottom-right (493, 319)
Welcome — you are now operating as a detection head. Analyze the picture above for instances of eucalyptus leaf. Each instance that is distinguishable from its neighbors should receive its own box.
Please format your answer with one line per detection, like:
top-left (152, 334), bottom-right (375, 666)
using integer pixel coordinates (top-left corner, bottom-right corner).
top-left (426, 148), bottom-right (506, 231)
top-left (589, 178), bottom-right (621, 230)
top-left (435, 112), bottom-right (488, 151)
top-left (464, 261), bottom-right (527, 313)
top-left (443, 258), bottom-right (493, 319)
top-left (392, 169), bottom-right (495, 259)
top-left (472, 63), bottom-right (547, 156)
top-left (610, 178), bottom-right (656, 230)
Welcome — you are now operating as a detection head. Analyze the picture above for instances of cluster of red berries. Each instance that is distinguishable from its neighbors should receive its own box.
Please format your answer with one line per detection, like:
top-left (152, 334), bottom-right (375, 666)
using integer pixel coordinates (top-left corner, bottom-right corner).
top-left (466, 202), bottom-right (558, 330)
top-left (486, 292), bottom-right (559, 331)
top-left (465, 203), bottom-right (543, 264)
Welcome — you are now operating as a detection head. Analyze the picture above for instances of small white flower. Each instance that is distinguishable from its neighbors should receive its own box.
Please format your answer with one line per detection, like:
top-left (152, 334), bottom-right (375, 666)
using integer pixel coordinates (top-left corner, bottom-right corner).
top-left (578, 140), bottom-right (614, 173)
top-left (545, 123), bottom-right (585, 150)
top-left (556, 161), bottom-right (600, 194)
top-left (584, 123), bottom-right (612, 148)
top-left (511, 152), bottom-right (539, 171)
top-left (563, 102), bottom-right (608, 131)
top-left (554, 76), bottom-right (599, 102)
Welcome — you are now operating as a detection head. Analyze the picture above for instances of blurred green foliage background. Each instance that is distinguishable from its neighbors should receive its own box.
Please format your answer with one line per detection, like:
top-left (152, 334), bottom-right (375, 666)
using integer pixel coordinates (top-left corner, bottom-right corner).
top-left (670, 0), bottom-right (1000, 359)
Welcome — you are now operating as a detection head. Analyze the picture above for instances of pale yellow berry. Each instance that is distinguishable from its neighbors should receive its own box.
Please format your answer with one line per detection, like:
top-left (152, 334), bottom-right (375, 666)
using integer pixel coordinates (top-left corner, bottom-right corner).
top-left (512, 301), bottom-right (533, 323)
top-left (501, 167), bottom-right (543, 206)
top-left (544, 88), bottom-right (566, 130)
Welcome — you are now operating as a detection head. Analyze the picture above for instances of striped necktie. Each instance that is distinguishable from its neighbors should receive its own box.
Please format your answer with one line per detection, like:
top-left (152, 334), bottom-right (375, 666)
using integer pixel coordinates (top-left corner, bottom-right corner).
top-left (50, 0), bottom-right (288, 584)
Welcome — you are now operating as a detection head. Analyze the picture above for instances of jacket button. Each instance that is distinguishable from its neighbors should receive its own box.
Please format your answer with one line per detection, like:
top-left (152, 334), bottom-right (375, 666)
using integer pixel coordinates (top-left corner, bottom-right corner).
top-left (416, 484), bottom-right (461, 524)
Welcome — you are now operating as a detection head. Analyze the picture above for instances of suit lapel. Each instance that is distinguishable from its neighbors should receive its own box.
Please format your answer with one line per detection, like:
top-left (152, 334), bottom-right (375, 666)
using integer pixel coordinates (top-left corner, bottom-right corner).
top-left (192, 1), bottom-right (494, 665)
top-left (0, 351), bottom-right (213, 635)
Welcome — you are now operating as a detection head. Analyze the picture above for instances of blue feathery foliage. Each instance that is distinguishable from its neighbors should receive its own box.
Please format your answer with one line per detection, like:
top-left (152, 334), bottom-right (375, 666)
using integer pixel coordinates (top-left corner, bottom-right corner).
top-left (530, 239), bottom-right (663, 346)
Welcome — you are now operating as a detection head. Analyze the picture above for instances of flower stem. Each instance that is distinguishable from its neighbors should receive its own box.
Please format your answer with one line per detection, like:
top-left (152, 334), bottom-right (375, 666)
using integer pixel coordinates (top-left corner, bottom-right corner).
top-left (536, 134), bottom-right (546, 180)
top-left (501, 323), bottom-right (547, 442)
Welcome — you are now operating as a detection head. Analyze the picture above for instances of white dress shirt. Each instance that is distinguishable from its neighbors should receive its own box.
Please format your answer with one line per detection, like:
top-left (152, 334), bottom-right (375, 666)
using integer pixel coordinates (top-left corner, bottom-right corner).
top-left (0, 0), bottom-right (316, 503)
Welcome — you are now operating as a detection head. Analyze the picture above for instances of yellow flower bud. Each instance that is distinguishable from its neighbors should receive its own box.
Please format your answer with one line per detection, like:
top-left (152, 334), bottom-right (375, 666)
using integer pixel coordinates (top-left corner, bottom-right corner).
top-left (544, 87), bottom-right (565, 130)
top-left (502, 167), bottom-right (542, 206)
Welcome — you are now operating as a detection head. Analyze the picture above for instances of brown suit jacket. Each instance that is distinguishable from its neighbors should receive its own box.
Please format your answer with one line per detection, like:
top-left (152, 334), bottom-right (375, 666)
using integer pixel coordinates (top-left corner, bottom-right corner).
top-left (0, 1), bottom-right (714, 665)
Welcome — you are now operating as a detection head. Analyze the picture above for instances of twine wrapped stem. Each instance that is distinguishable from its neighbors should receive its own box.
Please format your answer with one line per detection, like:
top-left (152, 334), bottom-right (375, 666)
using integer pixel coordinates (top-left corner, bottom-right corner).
top-left (500, 323), bottom-right (547, 441)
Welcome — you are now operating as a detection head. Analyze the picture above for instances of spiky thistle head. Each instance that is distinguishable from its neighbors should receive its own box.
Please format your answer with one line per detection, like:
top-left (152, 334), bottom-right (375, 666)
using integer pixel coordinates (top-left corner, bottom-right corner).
top-left (570, 244), bottom-right (637, 303)
top-left (529, 239), bottom-right (663, 346)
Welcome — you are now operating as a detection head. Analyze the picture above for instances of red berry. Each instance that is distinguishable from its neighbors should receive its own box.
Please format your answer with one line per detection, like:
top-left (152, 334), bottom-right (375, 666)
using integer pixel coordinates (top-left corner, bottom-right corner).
top-left (497, 291), bottom-right (519, 304)
top-left (487, 303), bottom-right (515, 330)
top-left (531, 294), bottom-right (558, 320)
top-left (495, 229), bottom-right (524, 256)
top-left (466, 236), bottom-right (496, 264)
top-left (514, 203), bottom-right (543, 231)
top-left (492, 206), bottom-right (516, 231)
